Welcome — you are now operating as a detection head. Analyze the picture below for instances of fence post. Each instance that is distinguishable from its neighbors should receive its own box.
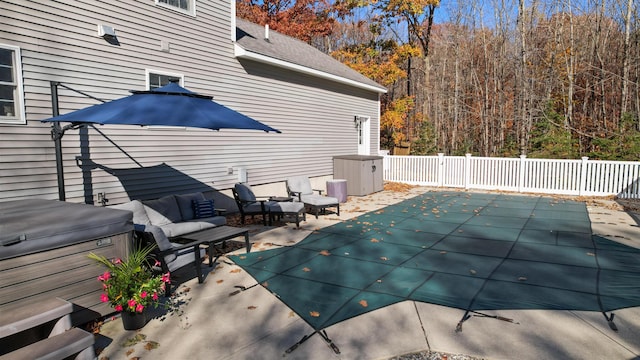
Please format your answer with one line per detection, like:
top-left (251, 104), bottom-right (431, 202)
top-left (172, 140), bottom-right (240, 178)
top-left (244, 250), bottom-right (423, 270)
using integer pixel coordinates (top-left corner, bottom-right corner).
top-left (464, 153), bottom-right (472, 189)
top-left (579, 157), bottom-right (589, 196)
top-left (438, 153), bottom-right (445, 187)
top-left (518, 154), bottom-right (526, 193)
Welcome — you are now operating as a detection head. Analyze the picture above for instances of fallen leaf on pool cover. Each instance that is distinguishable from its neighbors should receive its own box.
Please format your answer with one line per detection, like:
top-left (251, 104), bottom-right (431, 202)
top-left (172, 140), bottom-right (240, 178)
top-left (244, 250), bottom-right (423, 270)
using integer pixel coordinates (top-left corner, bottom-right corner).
top-left (319, 250), bottom-right (331, 256)
top-left (239, 255), bottom-right (247, 260)
top-left (302, 267), bottom-right (311, 272)
top-left (359, 300), bottom-right (368, 307)
top-left (262, 281), bottom-right (269, 287)
top-left (310, 311), bottom-right (321, 317)
top-left (380, 256), bottom-right (388, 261)
top-left (371, 238), bottom-right (380, 243)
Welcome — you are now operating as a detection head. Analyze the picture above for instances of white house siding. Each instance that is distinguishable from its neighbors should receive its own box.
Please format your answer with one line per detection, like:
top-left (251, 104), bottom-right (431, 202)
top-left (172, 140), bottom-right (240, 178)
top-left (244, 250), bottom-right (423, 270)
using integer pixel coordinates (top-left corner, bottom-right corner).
top-left (0, 0), bottom-right (381, 204)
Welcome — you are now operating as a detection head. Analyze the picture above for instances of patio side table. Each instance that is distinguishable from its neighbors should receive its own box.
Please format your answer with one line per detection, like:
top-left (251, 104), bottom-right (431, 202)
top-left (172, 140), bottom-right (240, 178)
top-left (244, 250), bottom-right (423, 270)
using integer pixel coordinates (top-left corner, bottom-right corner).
top-left (327, 179), bottom-right (347, 203)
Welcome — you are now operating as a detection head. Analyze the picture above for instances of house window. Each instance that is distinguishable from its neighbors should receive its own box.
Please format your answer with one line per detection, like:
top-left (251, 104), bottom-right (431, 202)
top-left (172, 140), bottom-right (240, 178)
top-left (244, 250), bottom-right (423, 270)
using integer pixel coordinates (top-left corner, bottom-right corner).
top-left (145, 71), bottom-right (185, 129)
top-left (146, 70), bottom-right (183, 90)
top-left (0, 45), bottom-right (25, 125)
top-left (155, 0), bottom-right (196, 16)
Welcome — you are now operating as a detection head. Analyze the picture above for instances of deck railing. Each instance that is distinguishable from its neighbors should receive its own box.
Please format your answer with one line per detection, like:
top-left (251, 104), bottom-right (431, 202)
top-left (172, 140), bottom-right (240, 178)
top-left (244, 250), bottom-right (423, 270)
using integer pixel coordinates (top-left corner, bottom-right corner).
top-left (383, 154), bottom-right (640, 198)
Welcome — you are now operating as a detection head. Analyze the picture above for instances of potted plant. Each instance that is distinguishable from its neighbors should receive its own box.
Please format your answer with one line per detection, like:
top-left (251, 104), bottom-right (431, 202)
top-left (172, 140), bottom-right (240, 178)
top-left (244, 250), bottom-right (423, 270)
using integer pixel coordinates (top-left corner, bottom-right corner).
top-left (89, 244), bottom-right (170, 330)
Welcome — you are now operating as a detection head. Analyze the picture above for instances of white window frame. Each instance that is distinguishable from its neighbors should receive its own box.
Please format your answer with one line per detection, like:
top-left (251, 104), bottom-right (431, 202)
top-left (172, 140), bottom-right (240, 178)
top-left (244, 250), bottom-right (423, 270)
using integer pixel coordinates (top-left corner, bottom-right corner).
top-left (0, 44), bottom-right (25, 125)
top-left (145, 69), bottom-right (185, 129)
top-left (146, 69), bottom-right (184, 90)
top-left (155, 0), bottom-right (196, 16)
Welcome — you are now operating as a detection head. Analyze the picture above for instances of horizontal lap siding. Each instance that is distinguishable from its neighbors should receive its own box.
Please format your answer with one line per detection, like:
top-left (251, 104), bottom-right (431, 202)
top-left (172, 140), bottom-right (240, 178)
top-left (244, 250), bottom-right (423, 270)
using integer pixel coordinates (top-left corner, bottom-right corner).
top-left (0, 0), bottom-right (380, 203)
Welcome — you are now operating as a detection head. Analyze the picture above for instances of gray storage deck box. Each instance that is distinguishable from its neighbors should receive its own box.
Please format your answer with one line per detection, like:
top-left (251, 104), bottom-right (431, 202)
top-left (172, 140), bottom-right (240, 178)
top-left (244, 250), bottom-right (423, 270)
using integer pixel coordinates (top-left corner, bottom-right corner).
top-left (0, 199), bottom-right (133, 325)
top-left (333, 155), bottom-right (384, 196)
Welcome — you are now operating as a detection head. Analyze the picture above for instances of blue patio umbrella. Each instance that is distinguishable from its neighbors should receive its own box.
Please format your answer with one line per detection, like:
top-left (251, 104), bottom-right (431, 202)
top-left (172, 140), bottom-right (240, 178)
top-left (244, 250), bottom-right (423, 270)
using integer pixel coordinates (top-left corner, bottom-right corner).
top-left (42, 82), bottom-right (280, 201)
top-left (43, 82), bottom-right (281, 133)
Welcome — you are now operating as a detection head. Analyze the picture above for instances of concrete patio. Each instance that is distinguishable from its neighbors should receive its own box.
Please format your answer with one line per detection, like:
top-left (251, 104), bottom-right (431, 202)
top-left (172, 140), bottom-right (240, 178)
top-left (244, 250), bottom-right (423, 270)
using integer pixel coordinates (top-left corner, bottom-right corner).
top-left (96, 186), bottom-right (640, 360)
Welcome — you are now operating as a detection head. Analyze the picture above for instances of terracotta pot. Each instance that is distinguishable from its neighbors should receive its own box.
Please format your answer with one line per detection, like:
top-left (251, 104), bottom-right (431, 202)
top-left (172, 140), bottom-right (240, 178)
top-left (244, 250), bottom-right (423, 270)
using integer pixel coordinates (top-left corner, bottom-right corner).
top-left (121, 311), bottom-right (146, 330)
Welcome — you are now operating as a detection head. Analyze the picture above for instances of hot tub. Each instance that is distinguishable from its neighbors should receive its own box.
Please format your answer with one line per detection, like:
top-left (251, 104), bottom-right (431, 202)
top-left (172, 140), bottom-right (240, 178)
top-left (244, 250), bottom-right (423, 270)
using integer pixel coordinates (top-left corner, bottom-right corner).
top-left (0, 199), bottom-right (133, 325)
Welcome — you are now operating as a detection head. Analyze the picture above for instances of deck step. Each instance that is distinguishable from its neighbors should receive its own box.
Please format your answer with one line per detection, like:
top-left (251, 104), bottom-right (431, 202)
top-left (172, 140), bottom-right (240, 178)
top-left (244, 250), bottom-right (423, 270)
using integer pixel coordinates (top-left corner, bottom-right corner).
top-left (0, 327), bottom-right (94, 360)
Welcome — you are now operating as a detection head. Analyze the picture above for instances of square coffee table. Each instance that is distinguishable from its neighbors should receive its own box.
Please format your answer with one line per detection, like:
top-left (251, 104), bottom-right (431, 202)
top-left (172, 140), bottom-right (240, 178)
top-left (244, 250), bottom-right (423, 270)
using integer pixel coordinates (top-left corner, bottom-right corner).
top-left (177, 225), bottom-right (250, 267)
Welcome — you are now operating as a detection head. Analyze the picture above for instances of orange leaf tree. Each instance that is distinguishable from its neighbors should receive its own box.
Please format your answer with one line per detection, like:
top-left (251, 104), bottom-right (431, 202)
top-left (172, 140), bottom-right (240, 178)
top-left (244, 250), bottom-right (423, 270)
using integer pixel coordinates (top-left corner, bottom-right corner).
top-left (237, 0), bottom-right (335, 43)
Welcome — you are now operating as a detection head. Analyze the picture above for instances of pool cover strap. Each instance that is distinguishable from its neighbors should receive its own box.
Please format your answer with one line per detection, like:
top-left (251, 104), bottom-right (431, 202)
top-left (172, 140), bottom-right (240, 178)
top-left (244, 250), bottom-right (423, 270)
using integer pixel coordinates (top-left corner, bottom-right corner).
top-left (285, 330), bottom-right (340, 355)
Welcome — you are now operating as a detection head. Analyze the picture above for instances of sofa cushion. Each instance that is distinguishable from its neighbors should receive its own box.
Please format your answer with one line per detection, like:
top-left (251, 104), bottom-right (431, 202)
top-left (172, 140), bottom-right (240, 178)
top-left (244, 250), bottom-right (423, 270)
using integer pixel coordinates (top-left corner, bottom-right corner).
top-left (109, 200), bottom-right (151, 226)
top-left (160, 221), bottom-right (216, 238)
top-left (186, 216), bottom-right (227, 227)
top-left (193, 199), bottom-right (215, 219)
top-left (143, 196), bottom-right (182, 226)
top-left (175, 192), bottom-right (206, 221)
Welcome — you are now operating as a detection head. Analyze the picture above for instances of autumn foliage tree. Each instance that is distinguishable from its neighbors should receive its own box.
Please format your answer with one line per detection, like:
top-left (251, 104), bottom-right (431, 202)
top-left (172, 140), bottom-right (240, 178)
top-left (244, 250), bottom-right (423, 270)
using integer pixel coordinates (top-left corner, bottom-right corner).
top-left (238, 0), bottom-right (640, 160)
top-left (236, 0), bottom-right (335, 42)
top-left (332, 35), bottom-right (421, 150)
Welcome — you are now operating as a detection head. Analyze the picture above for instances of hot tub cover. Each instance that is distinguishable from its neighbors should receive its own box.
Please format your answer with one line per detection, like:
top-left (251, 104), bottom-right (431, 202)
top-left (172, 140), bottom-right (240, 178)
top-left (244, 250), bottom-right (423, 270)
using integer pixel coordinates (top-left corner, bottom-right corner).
top-left (0, 199), bottom-right (133, 260)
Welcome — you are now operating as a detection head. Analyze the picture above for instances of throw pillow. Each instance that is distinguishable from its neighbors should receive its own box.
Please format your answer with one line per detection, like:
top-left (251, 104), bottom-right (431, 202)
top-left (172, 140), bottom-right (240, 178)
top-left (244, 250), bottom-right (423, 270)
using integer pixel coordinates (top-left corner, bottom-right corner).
top-left (193, 199), bottom-right (215, 219)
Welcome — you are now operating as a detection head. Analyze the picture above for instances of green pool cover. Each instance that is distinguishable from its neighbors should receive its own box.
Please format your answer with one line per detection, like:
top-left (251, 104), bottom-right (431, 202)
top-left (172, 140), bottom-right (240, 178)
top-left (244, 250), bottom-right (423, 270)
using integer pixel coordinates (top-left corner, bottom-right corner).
top-left (229, 191), bottom-right (640, 340)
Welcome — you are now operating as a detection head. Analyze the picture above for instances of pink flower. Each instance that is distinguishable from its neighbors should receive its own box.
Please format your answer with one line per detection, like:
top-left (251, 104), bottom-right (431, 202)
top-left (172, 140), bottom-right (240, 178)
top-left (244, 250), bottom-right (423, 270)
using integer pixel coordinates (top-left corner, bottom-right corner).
top-left (113, 258), bottom-right (122, 265)
top-left (97, 271), bottom-right (110, 282)
top-left (100, 293), bottom-right (109, 303)
top-left (152, 292), bottom-right (159, 301)
top-left (162, 273), bottom-right (171, 283)
top-left (114, 304), bottom-right (123, 312)
top-left (127, 299), bottom-right (136, 309)
top-left (135, 303), bottom-right (144, 313)
top-left (140, 291), bottom-right (148, 299)
top-left (154, 260), bottom-right (161, 266)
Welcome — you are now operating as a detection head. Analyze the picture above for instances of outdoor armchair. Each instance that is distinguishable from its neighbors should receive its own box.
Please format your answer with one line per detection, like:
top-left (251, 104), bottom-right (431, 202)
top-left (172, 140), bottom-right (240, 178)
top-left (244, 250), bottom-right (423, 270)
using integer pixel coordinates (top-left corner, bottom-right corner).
top-left (233, 183), bottom-right (278, 226)
top-left (286, 176), bottom-right (340, 218)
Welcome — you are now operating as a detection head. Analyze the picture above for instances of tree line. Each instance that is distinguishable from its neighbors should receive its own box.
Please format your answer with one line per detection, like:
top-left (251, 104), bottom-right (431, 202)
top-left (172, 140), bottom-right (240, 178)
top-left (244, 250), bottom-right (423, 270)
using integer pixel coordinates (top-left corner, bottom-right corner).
top-left (237, 0), bottom-right (640, 160)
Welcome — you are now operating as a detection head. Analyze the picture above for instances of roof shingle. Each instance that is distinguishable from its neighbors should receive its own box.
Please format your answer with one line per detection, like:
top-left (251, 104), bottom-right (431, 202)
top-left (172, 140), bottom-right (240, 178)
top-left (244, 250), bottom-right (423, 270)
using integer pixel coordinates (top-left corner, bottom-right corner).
top-left (235, 18), bottom-right (387, 93)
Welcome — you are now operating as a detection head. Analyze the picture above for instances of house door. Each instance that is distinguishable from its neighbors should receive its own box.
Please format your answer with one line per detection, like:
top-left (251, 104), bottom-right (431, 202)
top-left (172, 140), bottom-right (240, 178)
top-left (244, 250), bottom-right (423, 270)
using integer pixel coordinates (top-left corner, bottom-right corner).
top-left (356, 115), bottom-right (370, 155)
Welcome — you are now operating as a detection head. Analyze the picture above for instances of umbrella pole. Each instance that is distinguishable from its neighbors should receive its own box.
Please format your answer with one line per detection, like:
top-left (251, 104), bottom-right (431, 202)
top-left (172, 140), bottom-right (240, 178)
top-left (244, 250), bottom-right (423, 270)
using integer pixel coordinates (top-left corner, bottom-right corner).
top-left (50, 81), bottom-right (66, 201)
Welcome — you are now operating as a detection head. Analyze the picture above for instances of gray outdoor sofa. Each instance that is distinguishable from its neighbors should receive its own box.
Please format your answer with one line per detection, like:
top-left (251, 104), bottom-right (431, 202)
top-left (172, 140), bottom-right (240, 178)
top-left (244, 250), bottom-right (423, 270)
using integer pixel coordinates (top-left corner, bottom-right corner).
top-left (109, 192), bottom-right (227, 291)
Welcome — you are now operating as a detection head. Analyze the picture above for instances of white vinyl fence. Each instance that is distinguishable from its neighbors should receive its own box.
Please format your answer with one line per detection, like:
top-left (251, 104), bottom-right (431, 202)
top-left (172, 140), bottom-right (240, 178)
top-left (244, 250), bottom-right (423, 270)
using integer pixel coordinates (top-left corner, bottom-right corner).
top-left (383, 154), bottom-right (640, 198)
